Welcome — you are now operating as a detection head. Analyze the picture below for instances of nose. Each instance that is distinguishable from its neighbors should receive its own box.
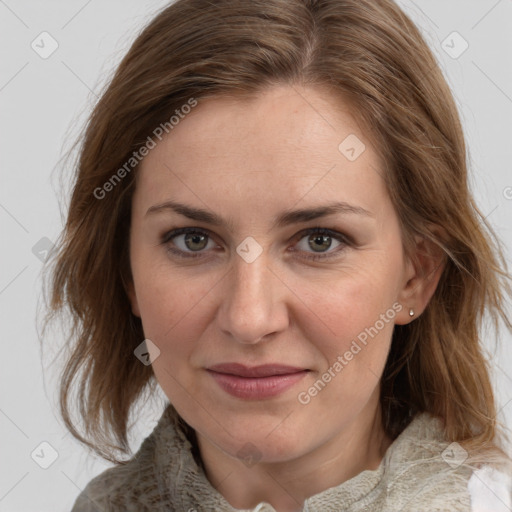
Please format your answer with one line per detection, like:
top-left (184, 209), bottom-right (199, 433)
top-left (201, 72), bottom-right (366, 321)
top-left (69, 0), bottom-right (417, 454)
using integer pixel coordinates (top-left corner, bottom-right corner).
top-left (216, 252), bottom-right (289, 344)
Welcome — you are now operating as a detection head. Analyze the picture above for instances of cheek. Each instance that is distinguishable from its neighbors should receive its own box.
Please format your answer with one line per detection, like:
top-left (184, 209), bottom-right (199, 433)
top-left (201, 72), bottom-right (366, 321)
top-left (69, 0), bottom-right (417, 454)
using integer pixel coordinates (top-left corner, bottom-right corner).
top-left (132, 268), bottom-right (215, 405)
top-left (299, 264), bottom-right (399, 351)
top-left (131, 257), bottom-right (217, 351)
top-left (295, 278), bottom-right (396, 421)
top-left (292, 259), bottom-right (400, 413)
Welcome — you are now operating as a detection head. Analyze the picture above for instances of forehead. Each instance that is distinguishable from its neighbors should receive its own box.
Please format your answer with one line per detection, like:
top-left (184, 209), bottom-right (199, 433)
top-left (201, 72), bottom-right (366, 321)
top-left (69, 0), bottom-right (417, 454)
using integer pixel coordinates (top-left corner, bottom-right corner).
top-left (134, 85), bottom-right (388, 218)
top-left (150, 85), bottom-right (366, 161)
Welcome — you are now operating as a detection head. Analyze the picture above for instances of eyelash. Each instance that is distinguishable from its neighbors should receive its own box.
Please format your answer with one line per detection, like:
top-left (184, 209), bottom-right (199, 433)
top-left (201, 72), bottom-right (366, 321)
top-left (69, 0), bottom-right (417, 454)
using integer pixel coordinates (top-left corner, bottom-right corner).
top-left (161, 227), bottom-right (353, 261)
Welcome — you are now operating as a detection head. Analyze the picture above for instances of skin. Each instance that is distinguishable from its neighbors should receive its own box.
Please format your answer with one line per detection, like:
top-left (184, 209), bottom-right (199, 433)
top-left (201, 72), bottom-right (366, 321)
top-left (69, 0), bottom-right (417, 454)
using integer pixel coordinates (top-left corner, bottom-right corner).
top-left (127, 85), bottom-right (444, 511)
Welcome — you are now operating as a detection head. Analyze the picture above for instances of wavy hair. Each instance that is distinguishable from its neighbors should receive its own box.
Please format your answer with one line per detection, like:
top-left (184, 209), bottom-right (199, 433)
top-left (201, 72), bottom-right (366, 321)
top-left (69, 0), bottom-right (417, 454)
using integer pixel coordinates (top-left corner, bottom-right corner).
top-left (44, 0), bottom-right (511, 463)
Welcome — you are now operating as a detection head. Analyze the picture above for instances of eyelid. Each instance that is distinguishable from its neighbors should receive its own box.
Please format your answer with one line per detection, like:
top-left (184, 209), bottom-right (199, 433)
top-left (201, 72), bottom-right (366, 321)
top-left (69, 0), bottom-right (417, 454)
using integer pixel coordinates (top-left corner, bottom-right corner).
top-left (161, 226), bottom-right (217, 244)
top-left (292, 227), bottom-right (353, 245)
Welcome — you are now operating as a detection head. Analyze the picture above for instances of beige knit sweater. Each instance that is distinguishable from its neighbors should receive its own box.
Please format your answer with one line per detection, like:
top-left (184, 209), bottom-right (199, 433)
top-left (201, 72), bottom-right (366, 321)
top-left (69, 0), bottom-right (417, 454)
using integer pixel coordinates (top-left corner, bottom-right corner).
top-left (70, 405), bottom-right (512, 511)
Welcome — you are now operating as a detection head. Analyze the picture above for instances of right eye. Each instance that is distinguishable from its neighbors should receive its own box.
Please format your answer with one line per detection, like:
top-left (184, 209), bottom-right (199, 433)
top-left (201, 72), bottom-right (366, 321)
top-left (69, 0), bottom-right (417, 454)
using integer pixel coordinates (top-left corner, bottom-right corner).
top-left (161, 227), bottom-right (219, 258)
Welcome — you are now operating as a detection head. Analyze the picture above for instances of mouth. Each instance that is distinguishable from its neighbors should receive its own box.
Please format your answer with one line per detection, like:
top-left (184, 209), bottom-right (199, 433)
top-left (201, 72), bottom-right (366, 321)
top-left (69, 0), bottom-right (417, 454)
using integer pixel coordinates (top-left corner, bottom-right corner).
top-left (206, 363), bottom-right (310, 400)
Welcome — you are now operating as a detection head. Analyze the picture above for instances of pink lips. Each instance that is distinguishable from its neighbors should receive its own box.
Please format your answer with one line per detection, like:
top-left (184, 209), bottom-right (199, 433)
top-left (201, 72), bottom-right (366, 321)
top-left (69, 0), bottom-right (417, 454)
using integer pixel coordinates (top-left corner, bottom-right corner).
top-left (206, 363), bottom-right (309, 400)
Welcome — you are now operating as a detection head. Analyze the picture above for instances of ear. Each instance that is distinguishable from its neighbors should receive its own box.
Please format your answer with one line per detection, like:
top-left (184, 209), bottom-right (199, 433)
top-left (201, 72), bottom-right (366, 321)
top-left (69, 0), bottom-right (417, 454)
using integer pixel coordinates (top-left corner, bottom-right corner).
top-left (125, 279), bottom-right (141, 318)
top-left (395, 229), bottom-right (446, 325)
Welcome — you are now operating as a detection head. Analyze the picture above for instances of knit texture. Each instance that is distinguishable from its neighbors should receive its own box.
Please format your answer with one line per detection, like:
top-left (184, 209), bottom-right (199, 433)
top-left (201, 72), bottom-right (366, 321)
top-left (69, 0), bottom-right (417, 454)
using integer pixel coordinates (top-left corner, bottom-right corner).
top-left (70, 405), bottom-right (506, 511)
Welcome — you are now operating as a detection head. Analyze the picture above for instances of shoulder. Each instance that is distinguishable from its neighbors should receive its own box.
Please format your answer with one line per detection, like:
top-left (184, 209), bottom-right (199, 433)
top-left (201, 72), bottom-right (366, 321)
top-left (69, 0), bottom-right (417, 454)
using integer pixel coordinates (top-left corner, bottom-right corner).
top-left (378, 412), bottom-right (512, 512)
top-left (70, 435), bottom-right (163, 512)
top-left (70, 406), bottom-right (182, 512)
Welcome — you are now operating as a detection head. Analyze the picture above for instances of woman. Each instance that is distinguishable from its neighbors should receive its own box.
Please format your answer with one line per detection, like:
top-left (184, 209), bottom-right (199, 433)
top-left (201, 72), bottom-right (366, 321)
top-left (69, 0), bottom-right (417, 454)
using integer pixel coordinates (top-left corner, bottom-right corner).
top-left (45, 0), bottom-right (512, 510)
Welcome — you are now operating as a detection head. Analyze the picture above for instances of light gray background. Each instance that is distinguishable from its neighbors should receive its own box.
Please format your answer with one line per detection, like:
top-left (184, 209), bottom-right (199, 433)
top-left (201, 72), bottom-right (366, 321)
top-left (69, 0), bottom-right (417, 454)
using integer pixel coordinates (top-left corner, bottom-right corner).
top-left (1, 1), bottom-right (511, 510)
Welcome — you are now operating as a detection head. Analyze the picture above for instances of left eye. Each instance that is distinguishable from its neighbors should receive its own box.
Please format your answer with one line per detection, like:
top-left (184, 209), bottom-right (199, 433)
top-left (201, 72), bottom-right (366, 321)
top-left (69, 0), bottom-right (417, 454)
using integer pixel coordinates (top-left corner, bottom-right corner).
top-left (291, 228), bottom-right (350, 260)
top-left (295, 230), bottom-right (343, 254)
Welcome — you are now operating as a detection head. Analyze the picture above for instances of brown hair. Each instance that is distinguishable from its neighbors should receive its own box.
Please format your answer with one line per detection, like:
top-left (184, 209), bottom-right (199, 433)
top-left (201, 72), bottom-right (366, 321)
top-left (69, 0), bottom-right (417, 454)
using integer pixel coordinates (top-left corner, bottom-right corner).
top-left (44, 0), bottom-right (511, 463)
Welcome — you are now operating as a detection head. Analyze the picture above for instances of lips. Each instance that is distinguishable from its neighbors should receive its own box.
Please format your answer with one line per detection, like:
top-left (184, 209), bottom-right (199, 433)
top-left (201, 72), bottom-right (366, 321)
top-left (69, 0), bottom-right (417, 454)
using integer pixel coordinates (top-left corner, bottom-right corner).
top-left (206, 363), bottom-right (309, 399)
top-left (208, 363), bottom-right (307, 377)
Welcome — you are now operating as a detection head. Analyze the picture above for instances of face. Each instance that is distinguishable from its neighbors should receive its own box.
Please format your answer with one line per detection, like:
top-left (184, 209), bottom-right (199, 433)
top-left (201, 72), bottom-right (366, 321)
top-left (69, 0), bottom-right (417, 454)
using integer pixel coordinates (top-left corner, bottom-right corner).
top-left (128, 85), bottom-right (415, 463)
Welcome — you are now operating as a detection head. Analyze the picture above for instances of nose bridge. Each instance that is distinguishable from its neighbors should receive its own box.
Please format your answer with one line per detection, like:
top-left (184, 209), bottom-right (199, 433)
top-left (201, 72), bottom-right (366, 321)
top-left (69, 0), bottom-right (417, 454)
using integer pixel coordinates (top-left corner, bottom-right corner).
top-left (217, 252), bottom-right (287, 344)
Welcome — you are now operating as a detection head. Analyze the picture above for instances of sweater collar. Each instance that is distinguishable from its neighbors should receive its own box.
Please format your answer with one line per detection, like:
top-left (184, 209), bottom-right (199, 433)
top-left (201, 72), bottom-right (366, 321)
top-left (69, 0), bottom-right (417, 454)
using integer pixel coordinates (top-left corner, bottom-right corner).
top-left (145, 404), bottom-right (441, 511)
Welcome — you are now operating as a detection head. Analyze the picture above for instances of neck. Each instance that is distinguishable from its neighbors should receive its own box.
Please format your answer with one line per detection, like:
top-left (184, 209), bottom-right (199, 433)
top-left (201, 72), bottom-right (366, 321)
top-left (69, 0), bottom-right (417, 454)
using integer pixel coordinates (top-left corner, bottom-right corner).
top-left (195, 394), bottom-right (392, 512)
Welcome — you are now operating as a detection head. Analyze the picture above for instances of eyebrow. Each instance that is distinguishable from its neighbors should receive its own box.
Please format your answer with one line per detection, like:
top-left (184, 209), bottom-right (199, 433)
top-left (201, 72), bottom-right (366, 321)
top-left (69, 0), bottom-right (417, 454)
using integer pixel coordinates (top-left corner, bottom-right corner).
top-left (145, 200), bottom-right (373, 230)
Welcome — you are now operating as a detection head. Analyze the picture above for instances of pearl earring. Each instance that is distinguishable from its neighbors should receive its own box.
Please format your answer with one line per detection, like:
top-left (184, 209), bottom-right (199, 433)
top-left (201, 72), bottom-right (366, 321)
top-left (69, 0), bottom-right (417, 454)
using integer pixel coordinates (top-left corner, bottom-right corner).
top-left (409, 309), bottom-right (415, 317)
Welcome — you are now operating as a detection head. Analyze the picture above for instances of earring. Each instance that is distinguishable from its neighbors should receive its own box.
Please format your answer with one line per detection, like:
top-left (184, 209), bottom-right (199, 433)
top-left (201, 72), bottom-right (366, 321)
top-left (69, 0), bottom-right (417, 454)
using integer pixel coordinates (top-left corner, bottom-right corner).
top-left (409, 308), bottom-right (415, 317)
